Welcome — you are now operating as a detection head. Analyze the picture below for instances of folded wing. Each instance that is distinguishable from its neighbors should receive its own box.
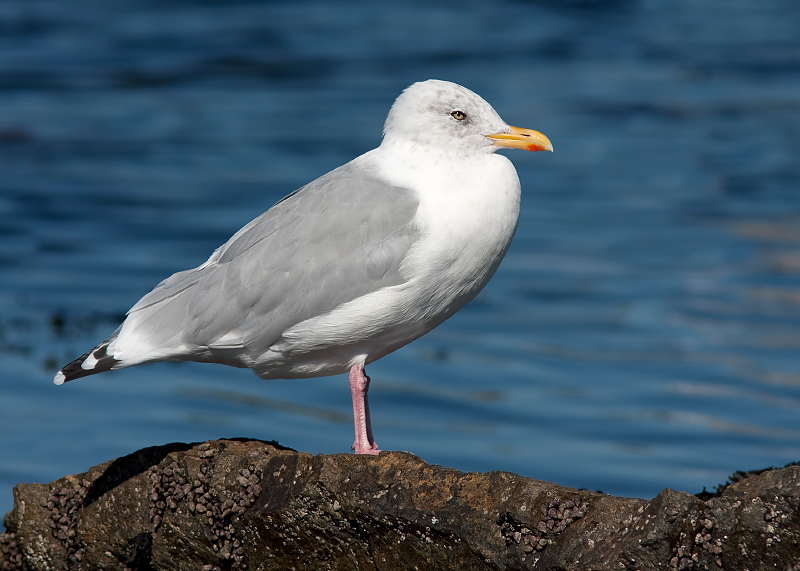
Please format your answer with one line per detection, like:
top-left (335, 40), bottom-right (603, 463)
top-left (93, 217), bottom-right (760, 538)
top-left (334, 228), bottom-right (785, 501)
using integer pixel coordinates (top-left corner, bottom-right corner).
top-left (112, 160), bottom-right (421, 367)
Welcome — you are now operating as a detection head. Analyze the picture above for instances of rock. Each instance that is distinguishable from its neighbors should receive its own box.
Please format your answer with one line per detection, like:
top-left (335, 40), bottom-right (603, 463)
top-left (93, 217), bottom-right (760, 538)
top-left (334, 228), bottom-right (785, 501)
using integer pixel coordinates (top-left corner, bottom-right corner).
top-left (1, 439), bottom-right (799, 570)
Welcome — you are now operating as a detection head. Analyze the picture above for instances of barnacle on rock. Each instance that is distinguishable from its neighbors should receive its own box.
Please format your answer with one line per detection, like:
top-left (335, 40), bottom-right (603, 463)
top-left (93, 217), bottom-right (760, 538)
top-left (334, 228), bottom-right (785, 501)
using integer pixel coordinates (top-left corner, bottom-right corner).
top-left (669, 513), bottom-right (725, 570)
top-left (40, 481), bottom-right (88, 569)
top-left (0, 531), bottom-right (29, 571)
top-left (499, 495), bottom-right (589, 555)
top-left (146, 450), bottom-right (262, 571)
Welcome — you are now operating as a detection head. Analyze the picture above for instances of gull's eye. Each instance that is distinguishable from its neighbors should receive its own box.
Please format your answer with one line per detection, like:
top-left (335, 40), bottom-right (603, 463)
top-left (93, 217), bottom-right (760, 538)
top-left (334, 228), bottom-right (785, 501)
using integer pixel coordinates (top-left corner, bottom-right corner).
top-left (450, 110), bottom-right (467, 121)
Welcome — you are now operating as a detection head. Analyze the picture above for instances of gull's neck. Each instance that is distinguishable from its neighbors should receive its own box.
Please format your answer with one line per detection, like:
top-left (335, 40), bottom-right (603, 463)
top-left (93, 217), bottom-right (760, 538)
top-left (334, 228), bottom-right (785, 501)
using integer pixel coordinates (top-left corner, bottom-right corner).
top-left (378, 136), bottom-right (497, 161)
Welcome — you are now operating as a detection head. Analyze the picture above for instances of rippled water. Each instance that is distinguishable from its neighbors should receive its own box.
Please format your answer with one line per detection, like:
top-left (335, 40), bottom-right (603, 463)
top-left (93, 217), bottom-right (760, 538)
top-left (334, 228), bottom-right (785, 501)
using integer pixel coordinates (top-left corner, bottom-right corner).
top-left (2, 0), bottom-right (800, 518)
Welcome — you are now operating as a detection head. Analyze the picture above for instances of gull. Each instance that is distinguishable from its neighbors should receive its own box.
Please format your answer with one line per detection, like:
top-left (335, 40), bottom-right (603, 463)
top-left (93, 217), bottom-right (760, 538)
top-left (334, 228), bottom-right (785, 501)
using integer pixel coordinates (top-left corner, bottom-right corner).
top-left (54, 80), bottom-right (553, 455)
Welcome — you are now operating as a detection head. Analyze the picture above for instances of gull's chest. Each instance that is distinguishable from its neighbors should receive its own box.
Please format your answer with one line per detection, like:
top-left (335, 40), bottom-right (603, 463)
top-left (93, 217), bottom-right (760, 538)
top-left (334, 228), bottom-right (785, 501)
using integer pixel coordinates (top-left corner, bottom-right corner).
top-left (402, 154), bottom-right (522, 291)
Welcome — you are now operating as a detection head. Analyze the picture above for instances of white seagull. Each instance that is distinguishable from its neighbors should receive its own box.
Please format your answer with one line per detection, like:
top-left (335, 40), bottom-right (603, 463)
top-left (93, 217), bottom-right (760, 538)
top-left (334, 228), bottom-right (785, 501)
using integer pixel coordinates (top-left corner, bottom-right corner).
top-left (54, 80), bottom-right (553, 455)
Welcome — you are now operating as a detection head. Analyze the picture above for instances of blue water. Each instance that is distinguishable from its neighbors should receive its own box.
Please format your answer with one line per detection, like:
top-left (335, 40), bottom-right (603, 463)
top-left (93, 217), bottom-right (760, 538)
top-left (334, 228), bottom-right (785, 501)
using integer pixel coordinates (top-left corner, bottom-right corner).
top-left (2, 0), bottom-right (800, 520)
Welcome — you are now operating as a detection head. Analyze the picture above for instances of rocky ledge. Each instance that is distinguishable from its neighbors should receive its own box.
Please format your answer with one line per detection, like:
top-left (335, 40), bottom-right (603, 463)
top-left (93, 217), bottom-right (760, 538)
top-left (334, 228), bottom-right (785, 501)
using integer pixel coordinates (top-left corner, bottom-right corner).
top-left (1, 439), bottom-right (799, 570)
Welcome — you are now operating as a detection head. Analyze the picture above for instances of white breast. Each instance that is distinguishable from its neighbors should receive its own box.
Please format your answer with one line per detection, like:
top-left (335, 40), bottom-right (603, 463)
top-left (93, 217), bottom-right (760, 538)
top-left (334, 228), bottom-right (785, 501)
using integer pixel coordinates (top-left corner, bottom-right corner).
top-left (394, 146), bottom-right (522, 312)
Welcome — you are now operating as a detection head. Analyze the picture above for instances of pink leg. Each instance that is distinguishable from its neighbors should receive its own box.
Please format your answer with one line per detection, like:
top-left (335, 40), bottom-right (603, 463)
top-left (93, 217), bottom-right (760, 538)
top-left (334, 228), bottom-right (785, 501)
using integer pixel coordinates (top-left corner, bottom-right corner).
top-left (349, 363), bottom-right (380, 455)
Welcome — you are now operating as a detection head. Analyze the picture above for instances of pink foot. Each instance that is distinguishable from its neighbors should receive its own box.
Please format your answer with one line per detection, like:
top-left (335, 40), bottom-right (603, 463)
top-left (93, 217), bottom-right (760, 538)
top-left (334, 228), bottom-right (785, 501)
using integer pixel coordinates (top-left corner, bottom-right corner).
top-left (349, 363), bottom-right (380, 455)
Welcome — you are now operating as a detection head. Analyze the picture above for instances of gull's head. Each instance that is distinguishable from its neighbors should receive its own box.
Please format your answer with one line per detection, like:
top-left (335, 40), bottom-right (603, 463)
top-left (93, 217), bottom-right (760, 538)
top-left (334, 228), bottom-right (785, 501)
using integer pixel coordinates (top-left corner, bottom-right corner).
top-left (382, 79), bottom-right (552, 156)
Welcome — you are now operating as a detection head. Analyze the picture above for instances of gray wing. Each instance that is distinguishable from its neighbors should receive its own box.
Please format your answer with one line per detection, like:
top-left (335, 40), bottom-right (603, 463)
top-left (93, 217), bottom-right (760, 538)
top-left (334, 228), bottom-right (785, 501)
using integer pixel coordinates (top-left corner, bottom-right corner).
top-left (125, 160), bottom-right (420, 356)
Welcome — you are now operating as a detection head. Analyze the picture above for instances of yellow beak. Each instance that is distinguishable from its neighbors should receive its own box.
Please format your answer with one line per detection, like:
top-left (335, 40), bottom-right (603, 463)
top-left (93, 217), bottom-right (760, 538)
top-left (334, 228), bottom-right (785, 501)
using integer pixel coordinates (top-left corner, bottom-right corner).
top-left (487, 126), bottom-right (553, 152)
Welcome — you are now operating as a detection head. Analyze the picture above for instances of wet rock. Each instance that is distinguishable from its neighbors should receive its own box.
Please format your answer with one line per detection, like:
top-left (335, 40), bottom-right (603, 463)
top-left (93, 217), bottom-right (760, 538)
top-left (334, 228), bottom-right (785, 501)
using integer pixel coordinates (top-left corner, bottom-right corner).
top-left (1, 439), bottom-right (799, 570)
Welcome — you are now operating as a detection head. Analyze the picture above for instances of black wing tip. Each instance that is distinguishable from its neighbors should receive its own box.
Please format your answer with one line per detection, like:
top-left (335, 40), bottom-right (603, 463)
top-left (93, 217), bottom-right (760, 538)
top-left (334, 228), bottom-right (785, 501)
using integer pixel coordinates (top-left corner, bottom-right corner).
top-left (54, 342), bottom-right (118, 385)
